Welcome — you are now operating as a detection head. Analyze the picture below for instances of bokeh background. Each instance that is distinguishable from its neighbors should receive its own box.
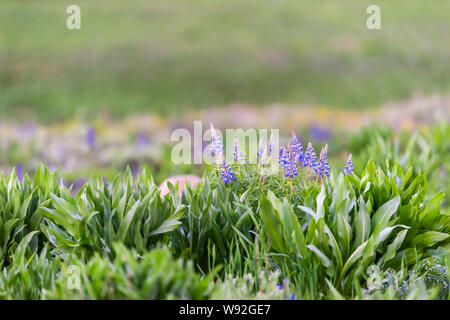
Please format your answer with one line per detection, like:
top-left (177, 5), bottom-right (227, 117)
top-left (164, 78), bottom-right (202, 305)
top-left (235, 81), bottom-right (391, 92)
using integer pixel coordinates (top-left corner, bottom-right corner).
top-left (0, 0), bottom-right (449, 185)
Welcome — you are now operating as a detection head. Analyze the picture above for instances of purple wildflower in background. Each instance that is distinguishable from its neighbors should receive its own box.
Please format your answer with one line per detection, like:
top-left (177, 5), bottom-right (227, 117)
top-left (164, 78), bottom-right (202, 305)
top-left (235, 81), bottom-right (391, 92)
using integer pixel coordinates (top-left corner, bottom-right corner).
top-left (131, 163), bottom-right (140, 176)
top-left (136, 132), bottom-right (150, 146)
top-left (220, 161), bottom-right (236, 185)
top-left (59, 179), bottom-right (69, 188)
top-left (16, 164), bottom-right (23, 182)
top-left (72, 177), bottom-right (88, 191)
top-left (310, 124), bottom-right (332, 141)
top-left (86, 126), bottom-right (96, 149)
top-left (316, 144), bottom-right (330, 178)
top-left (343, 154), bottom-right (354, 176)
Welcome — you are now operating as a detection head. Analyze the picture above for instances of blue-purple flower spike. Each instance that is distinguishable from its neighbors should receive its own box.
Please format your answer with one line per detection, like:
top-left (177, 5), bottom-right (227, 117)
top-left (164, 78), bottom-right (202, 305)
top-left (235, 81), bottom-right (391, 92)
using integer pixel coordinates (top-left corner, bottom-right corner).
top-left (281, 139), bottom-right (299, 179)
top-left (233, 136), bottom-right (244, 163)
top-left (210, 124), bottom-right (224, 158)
top-left (257, 136), bottom-right (264, 158)
top-left (268, 133), bottom-right (274, 155)
top-left (291, 132), bottom-right (304, 163)
top-left (303, 142), bottom-right (317, 170)
top-left (343, 154), bottom-right (354, 176)
top-left (316, 144), bottom-right (330, 178)
top-left (220, 160), bottom-right (236, 185)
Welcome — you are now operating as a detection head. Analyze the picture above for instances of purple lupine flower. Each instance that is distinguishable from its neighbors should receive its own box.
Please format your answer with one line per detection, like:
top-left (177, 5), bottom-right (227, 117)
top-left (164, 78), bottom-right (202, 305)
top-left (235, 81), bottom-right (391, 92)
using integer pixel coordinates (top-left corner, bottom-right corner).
top-left (291, 132), bottom-right (304, 163)
top-left (86, 126), bottom-right (96, 149)
top-left (343, 154), bottom-right (354, 176)
top-left (278, 277), bottom-right (289, 290)
top-left (316, 144), bottom-right (330, 178)
top-left (268, 133), bottom-right (275, 155)
top-left (281, 139), bottom-right (299, 179)
top-left (280, 146), bottom-right (290, 176)
top-left (219, 160), bottom-right (236, 185)
top-left (302, 142), bottom-right (317, 170)
top-left (257, 136), bottom-right (264, 158)
top-left (233, 136), bottom-right (244, 163)
top-left (210, 124), bottom-right (224, 158)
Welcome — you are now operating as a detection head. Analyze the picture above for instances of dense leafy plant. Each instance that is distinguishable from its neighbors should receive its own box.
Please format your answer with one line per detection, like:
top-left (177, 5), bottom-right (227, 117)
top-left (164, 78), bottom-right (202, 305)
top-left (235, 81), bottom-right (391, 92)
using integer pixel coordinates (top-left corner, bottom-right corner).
top-left (46, 243), bottom-right (216, 300)
top-left (0, 165), bottom-right (60, 267)
top-left (260, 160), bottom-right (449, 295)
top-left (0, 122), bottom-right (448, 300)
top-left (351, 123), bottom-right (449, 206)
top-left (39, 169), bottom-right (185, 257)
top-left (0, 232), bottom-right (59, 299)
top-left (171, 176), bottom-right (255, 271)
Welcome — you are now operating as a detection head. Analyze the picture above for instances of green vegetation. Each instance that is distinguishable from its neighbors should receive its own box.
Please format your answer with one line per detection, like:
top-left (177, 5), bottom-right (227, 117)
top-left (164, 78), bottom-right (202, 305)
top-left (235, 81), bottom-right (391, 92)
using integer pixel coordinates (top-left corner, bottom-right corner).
top-left (0, 134), bottom-right (447, 299)
top-left (1, 0), bottom-right (450, 121)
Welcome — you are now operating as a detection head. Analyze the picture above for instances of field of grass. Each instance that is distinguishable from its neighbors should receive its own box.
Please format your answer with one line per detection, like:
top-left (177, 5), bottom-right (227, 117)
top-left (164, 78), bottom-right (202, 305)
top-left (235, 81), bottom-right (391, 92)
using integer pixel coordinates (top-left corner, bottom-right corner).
top-left (1, 0), bottom-right (450, 121)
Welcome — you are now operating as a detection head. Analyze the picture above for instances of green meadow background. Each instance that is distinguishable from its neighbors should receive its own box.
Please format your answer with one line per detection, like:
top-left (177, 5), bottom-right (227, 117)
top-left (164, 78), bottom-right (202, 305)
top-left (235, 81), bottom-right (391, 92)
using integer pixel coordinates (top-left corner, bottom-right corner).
top-left (0, 0), bottom-right (449, 122)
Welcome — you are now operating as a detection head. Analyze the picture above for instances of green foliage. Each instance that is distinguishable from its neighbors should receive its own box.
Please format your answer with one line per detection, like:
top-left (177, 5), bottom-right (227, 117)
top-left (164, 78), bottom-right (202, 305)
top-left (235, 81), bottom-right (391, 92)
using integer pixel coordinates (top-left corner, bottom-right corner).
top-left (0, 232), bottom-right (59, 299)
top-left (0, 154), bottom-right (447, 300)
top-left (352, 123), bottom-right (449, 206)
top-left (0, 165), bottom-right (60, 267)
top-left (260, 160), bottom-right (449, 295)
top-left (39, 169), bottom-right (185, 257)
top-left (171, 175), bottom-right (255, 271)
top-left (46, 243), bottom-right (216, 300)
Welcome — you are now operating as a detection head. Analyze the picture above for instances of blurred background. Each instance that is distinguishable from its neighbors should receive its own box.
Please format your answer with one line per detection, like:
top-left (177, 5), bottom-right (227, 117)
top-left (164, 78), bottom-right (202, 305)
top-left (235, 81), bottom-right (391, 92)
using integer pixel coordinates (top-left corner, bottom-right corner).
top-left (0, 0), bottom-right (449, 186)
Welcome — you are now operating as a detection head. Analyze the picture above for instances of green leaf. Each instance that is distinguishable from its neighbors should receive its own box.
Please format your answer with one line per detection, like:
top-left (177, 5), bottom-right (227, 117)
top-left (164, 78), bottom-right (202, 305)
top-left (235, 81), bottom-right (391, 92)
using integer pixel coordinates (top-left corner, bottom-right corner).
top-left (307, 244), bottom-right (331, 268)
top-left (381, 229), bottom-right (408, 263)
top-left (372, 196), bottom-right (400, 233)
top-left (412, 231), bottom-right (449, 247)
top-left (354, 196), bottom-right (370, 248)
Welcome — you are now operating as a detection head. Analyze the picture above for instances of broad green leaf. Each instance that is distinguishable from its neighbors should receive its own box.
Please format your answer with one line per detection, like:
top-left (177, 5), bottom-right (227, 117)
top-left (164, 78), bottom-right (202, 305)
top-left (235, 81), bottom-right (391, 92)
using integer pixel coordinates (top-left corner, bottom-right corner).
top-left (381, 229), bottom-right (408, 263)
top-left (372, 196), bottom-right (400, 233)
top-left (412, 231), bottom-right (449, 247)
top-left (307, 244), bottom-right (331, 268)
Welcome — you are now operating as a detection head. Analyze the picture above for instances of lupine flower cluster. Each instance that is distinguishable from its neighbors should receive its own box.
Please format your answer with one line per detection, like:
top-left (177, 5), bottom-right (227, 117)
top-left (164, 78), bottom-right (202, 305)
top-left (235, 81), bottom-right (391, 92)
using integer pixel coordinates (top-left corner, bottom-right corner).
top-left (343, 154), bottom-right (354, 176)
top-left (315, 144), bottom-right (330, 178)
top-left (280, 140), bottom-right (299, 178)
top-left (210, 125), bottom-right (224, 159)
top-left (209, 123), bottom-right (354, 186)
top-left (211, 124), bottom-right (236, 185)
top-left (233, 136), bottom-right (244, 163)
top-left (302, 142), bottom-right (317, 169)
top-left (220, 160), bottom-right (236, 185)
top-left (279, 134), bottom-right (328, 182)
